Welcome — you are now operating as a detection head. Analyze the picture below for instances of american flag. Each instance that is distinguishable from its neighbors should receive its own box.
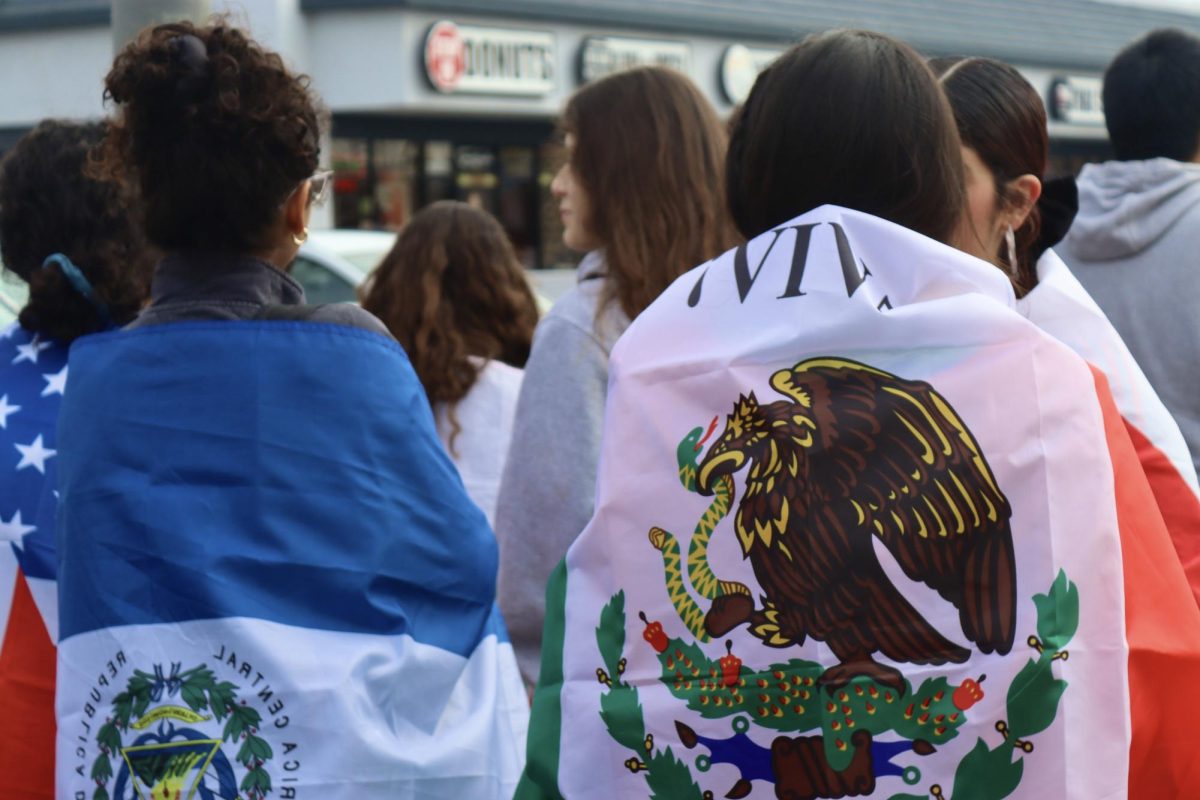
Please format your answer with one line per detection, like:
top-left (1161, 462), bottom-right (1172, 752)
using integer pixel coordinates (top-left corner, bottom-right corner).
top-left (0, 320), bottom-right (66, 794)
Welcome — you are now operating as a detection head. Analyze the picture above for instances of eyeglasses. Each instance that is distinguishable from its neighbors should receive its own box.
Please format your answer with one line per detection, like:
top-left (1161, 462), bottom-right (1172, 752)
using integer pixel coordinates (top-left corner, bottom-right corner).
top-left (284, 169), bottom-right (334, 209)
top-left (307, 170), bottom-right (333, 208)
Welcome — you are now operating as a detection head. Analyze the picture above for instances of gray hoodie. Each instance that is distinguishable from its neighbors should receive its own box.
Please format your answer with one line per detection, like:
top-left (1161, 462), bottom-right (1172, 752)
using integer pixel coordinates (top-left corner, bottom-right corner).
top-left (493, 252), bottom-right (630, 686)
top-left (1061, 158), bottom-right (1200, 472)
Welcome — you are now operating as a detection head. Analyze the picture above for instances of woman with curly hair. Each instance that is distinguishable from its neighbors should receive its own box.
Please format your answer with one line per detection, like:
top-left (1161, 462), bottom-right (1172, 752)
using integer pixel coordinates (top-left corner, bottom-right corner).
top-left (362, 201), bottom-right (538, 525)
top-left (494, 66), bottom-right (740, 686)
top-left (53, 21), bottom-right (527, 798)
top-left (0, 119), bottom-right (153, 800)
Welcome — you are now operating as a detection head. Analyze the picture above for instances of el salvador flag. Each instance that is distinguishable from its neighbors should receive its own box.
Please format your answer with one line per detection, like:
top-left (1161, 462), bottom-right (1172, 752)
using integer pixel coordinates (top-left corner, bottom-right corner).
top-left (55, 321), bottom-right (528, 800)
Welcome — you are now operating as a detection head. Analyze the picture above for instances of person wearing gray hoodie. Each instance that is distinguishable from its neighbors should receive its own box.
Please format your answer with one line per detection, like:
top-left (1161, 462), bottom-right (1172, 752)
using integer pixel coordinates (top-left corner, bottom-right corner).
top-left (1060, 28), bottom-right (1200, 472)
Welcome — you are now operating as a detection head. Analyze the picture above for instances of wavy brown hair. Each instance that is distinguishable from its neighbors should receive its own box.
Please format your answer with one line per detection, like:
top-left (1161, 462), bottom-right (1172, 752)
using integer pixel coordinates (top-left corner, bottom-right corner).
top-left (93, 18), bottom-right (322, 253)
top-left (361, 201), bottom-right (538, 450)
top-left (563, 66), bottom-right (740, 321)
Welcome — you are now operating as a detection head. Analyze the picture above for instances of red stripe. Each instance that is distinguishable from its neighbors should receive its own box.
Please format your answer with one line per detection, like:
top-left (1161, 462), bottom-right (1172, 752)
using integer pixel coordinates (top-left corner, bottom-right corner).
top-left (0, 570), bottom-right (55, 797)
top-left (1123, 420), bottom-right (1200, 609)
top-left (1092, 367), bottom-right (1200, 794)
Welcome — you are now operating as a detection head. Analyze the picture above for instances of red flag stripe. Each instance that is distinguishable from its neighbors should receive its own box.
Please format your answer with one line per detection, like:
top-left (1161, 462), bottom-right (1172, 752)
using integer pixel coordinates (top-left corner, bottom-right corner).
top-left (1123, 420), bottom-right (1200, 609)
top-left (1092, 366), bottom-right (1200, 795)
top-left (0, 569), bottom-right (55, 798)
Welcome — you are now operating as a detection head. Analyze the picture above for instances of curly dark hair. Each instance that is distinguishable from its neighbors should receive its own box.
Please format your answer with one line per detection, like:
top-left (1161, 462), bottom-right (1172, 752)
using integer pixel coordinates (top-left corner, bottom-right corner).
top-left (360, 201), bottom-right (538, 452)
top-left (94, 19), bottom-right (322, 253)
top-left (0, 120), bottom-right (153, 342)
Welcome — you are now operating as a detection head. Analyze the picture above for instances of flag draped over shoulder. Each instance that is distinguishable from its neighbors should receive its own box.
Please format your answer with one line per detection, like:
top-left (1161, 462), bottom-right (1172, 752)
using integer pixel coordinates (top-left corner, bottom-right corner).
top-left (1020, 250), bottom-right (1200, 605)
top-left (517, 206), bottom-right (1200, 800)
top-left (56, 321), bottom-right (528, 800)
top-left (0, 324), bottom-right (65, 798)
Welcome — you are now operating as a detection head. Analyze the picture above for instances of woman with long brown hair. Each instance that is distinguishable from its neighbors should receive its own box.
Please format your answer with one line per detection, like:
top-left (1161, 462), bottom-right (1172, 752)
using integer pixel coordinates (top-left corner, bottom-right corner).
top-left (494, 66), bottom-right (740, 686)
top-left (362, 200), bottom-right (538, 524)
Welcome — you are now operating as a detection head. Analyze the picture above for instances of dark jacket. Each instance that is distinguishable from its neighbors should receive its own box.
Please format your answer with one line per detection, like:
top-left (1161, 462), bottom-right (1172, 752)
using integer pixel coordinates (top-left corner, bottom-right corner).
top-left (129, 253), bottom-right (391, 336)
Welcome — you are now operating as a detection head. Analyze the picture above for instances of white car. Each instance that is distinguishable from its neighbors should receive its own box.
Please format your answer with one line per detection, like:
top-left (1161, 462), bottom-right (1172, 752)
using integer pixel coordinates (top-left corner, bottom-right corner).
top-left (296, 229), bottom-right (575, 313)
top-left (293, 229), bottom-right (397, 305)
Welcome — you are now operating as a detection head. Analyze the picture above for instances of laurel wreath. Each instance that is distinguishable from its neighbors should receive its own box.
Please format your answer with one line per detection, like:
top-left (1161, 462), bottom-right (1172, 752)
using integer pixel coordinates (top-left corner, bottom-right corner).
top-left (888, 569), bottom-right (1080, 800)
top-left (596, 591), bottom-right (711, 799)
top-left (90, 663), bottom-right (274, 800)
top-left (595, 570), bottom-right (1078, 800)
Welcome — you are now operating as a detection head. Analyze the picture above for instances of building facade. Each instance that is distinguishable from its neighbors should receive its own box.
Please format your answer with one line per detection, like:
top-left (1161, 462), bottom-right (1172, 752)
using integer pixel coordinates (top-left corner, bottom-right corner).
top-left (2, 0), bottom-right (1198, 267)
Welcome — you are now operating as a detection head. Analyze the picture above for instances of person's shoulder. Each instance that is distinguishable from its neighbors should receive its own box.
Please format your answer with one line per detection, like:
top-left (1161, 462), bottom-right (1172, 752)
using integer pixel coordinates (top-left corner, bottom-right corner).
top-left (476, 358), bottom-right (524, 387)
top-left (304, 303), bottom-right (394, 339)
top-left (465, 359), bottom-right (524, 414)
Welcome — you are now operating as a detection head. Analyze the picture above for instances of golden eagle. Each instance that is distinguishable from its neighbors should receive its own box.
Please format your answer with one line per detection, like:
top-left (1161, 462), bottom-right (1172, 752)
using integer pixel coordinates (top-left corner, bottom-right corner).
top-left (695, 357), bottom-right (1016, 692)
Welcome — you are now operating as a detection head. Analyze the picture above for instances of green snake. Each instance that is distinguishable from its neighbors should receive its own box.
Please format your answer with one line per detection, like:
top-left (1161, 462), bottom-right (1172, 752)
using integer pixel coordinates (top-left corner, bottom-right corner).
top-left (648, 418), bottom-right (751, 641)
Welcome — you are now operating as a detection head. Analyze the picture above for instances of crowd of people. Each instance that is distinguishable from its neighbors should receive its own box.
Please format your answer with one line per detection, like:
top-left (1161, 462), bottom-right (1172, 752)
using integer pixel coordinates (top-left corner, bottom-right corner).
top-left (0, 14), bottom-right (1198, 800)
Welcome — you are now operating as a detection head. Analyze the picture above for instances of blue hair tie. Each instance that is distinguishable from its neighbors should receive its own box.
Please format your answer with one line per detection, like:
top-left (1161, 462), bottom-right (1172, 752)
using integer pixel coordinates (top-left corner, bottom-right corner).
top-left (42, 253), bottom-right (111, 326)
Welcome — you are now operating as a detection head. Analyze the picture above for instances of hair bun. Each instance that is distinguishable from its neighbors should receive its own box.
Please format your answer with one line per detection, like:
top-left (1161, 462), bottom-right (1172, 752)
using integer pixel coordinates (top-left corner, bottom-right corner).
top-left (168, 33), bottom-right (209, 97)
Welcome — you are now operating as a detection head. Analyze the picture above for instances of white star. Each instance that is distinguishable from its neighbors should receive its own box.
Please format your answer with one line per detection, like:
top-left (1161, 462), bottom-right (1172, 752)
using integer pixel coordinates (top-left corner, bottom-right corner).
top-left (0, 395), bottom-right (19, 429)
top-left (12, 335), bottom-right (52, 365)
top-left (1, 323), bottom-right (17, 339)
top-left (0, 510), bottom-right (35, 543)
top-left (14, 434), bottom-right (55, 474)
top-left (41, 365), bottom-right (68, 397)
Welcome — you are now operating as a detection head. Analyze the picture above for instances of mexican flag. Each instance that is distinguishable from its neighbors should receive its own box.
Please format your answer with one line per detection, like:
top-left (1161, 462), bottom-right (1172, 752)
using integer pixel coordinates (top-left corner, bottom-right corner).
top-left (518, 206), bottom-right (1200, 799)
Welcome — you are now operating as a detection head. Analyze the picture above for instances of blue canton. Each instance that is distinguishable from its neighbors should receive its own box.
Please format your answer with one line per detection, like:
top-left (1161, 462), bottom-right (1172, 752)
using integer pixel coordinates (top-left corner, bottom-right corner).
top-left (0, 322), bottom-right (67, 580)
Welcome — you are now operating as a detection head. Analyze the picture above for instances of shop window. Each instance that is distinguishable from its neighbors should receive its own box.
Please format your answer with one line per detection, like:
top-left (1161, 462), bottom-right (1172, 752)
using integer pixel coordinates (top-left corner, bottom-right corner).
top-left (373, 139), bottom-right (418, 230)
top-left (425, 141), bottom-right (454, 205)
top-left (332, 138), bottom-right (370, 230)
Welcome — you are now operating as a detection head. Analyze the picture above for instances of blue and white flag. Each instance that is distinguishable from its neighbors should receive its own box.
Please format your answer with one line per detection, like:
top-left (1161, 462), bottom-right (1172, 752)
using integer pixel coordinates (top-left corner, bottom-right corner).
top-left (56, 321), bottom-right (528, 800)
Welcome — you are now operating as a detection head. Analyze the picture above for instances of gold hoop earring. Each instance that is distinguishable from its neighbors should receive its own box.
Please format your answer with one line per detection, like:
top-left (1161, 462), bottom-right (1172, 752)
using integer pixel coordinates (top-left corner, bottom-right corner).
top-left (292, 227), bottom-right (309, 246)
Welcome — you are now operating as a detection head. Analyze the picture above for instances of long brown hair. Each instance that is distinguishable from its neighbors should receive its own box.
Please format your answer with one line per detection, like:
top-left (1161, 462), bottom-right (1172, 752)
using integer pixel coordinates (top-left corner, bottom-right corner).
top-left (933, 57), bottom-right (1048, 295)
top-left (727, 30), bottom-right (965, 244)
top-left (361, 201), bottom-right (538, 448)
top-left (563, 66), bottom-right (739, 321)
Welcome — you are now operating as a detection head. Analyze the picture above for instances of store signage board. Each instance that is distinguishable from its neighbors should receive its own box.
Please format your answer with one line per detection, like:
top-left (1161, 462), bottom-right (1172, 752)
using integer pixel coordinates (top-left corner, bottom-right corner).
top-left (719, 44), bottom-right (783, 104)
top-left (1048, 76), bottom-right (1105, 127)
top-left (579, 36), bottom-right (692, 83)
top-left (424, 20), bottom-right (556, 96)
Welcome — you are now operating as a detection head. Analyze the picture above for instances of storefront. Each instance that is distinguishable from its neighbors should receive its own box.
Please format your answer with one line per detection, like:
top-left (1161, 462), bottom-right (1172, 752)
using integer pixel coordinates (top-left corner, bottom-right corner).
top-left (4, 0), bottom-right (1193, 269)
top-left (313, 15), bottom-right (747, 268)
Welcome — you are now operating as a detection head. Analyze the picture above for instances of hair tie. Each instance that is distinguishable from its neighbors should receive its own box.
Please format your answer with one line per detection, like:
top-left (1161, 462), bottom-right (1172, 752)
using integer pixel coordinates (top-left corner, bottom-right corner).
top-left (168, 34), bottom-right (210, 96)
top-left (42, 253), bottom-right (111, 326)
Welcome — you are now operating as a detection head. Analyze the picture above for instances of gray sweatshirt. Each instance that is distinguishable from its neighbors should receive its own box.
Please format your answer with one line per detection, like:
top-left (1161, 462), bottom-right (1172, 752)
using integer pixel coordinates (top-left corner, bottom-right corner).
top-left (493, 253), bottom-right (629, 685)
top-left (1061, 158), bottom-right (1200, 472)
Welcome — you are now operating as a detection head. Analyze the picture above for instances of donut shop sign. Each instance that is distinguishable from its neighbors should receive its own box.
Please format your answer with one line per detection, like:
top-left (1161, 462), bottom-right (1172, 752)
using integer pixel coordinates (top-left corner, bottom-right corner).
top-left (424, 20), bottom-right (556, 95)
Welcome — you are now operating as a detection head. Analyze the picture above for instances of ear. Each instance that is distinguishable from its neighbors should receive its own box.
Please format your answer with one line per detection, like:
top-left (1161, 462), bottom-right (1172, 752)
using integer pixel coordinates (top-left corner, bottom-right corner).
top-left (1004, 174), bottom-right (1042, 231)
top-left (283, 180), bottom-right (312, 238)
